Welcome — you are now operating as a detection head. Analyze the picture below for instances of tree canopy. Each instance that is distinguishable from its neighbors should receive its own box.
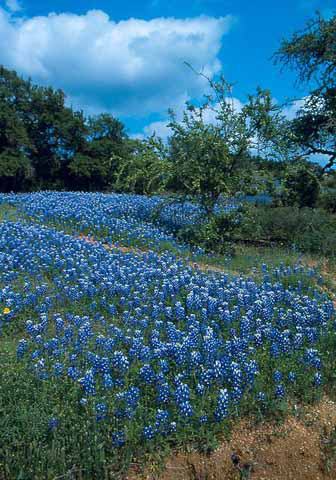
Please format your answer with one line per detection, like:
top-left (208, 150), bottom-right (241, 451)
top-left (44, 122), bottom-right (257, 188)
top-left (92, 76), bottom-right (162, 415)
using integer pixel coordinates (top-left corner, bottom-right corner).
top-left (274, 13), bottom-right (336, 171)
top-left (0, 66), bottom-right (132, 192)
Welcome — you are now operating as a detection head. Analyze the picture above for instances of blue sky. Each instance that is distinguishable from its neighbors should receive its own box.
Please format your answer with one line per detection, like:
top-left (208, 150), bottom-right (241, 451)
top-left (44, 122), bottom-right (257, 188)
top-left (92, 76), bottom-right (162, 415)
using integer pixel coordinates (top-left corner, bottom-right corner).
top-left (0, 0), bottom-right (334, 138)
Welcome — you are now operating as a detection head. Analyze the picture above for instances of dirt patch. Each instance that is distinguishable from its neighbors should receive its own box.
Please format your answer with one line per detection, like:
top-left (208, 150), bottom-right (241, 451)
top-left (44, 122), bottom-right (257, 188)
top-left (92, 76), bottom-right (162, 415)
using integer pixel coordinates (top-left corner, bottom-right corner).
top-left (78, 234), bottom-right (145, 256)
top-left (77, 234), bottom-right (230, 274)
top-left (127, 398), bottom-right (336, 480)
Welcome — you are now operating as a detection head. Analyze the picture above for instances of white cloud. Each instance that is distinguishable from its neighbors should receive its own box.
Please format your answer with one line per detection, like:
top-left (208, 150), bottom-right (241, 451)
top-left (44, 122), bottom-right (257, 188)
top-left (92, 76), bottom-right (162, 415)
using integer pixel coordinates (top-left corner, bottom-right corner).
top-left (143, 120), bottom-right (173, 140)
top-left (135, 96), bottom-right (244, 140)
top-left (0, 8), bottom-right (234, 117)
top-left (282, 98), bottom-right (306, 120)
top-left (5, 0), bottom-right (21, 13)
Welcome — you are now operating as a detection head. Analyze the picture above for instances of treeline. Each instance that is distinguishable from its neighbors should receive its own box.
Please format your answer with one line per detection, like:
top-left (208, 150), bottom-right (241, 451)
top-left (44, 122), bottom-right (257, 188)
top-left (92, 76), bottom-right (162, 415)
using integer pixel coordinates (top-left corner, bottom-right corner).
top-left (0, 66), bottom-right (133, 192)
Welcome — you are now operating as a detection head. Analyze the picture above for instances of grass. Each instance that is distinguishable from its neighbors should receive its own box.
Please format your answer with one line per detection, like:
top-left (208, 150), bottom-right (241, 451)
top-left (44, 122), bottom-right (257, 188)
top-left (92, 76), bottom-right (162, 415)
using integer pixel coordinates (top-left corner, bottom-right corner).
top-left (0, 203), bottom-right (19, 223)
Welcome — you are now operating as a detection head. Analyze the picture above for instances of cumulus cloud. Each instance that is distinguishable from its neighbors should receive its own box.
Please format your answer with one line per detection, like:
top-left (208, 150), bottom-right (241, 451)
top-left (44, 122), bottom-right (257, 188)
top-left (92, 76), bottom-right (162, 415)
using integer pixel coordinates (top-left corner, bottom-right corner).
top-left (0, 8), bottom-right (234, 117)
top-left (282, 98), bottom-right (306, 120)
top-left (5, 0), bottom-right (21, 12)
top-left (142, 120), bottom-right (173, 140)
top-left (135, 96), bottom-right (244, 141)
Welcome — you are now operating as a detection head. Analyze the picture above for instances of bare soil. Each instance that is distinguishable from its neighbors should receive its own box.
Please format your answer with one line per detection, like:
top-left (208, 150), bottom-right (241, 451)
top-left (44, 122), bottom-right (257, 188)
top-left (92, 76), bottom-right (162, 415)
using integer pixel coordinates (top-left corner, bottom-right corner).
top-left (127, 398), bottom-right (336, 480)
top-left (78, 234), bottom-right (229, 273)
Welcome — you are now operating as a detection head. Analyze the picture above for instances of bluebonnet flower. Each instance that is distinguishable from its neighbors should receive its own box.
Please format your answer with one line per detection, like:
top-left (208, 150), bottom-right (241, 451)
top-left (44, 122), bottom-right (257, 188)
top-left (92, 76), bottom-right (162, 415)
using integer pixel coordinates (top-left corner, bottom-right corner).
top-left (140, 364), bottom-right (155, 384)
top-left (95, 402), bottom-right (107, 421)
top-left (143, 425), bottom-right (156, 440)
top-left (313, 372), bottom-right (322, 386)
top-left (102, 373), bottom-right (114, 389)
top-left (124, 387), bottom-right (140, 409)
top-left (48, 417), bottom-right (59, 431)
top-left (179, 401), bottom-right (193, 417)
top-left (157, 382), bottom-right (170, 404)
top-left (111, 351), bottom-right (129, 373)
top-left (275, 384), bottom-right (285, 398)
top-left (67, 366), bottom-right (81, 380)
top-left (196, 383), bottom-right (205, 396)
top-left (16, 339), bottom-right (28, 358)
top-left (53, 362), bottom-right (64, 377)
top-left (112, 430), bottom-right (125, 447)
top-left (214, 388), bottom-right (229, 421)
top-left (169, 421), bottom-right (177, 433)
top-left (155, 409), bottom-right (170, 434)
top-left (2, 197), bottom-right (334, 446)
top-left (79, 370), bottom-right (96, 395)
top-left (257, 391), bottom-right (266, 402)
top-left (304, 348), bottom-right (321, 369)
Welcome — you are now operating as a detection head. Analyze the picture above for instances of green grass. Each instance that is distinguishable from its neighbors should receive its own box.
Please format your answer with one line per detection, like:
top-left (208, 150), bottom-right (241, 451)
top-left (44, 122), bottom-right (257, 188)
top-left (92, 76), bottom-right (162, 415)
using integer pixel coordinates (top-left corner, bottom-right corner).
top-left (0, 204), bottom-right (19, 223)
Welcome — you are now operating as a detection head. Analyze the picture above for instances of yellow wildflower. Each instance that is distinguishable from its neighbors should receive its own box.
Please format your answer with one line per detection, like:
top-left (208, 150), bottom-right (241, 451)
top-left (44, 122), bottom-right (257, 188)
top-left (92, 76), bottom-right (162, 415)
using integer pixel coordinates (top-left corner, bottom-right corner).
top-left (3, 307), bottom-right (10, 315)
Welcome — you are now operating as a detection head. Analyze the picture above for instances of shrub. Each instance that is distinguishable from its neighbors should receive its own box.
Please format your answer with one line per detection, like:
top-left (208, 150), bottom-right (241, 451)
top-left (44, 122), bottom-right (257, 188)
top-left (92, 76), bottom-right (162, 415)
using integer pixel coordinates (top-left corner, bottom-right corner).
top-left (240, 205), bottom-right (336, 256)
top-left (177, 209), bottom-right (244, 254)
top-left (318, 189), bottom-right (336, 213)
top-left (281, 163), bottom-right (320, 208)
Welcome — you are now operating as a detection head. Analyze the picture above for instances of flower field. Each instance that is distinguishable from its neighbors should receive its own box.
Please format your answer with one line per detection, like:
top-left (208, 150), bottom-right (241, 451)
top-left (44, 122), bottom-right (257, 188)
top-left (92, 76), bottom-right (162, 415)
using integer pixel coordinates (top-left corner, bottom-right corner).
top-left (0, 192), bottom-right (335, 479)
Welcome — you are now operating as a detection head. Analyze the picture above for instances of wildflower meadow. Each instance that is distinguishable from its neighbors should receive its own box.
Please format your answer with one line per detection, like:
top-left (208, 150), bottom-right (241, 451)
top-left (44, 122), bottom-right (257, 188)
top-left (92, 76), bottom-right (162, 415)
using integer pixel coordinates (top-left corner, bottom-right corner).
top-left (0, 192), bottom-right (335, 479)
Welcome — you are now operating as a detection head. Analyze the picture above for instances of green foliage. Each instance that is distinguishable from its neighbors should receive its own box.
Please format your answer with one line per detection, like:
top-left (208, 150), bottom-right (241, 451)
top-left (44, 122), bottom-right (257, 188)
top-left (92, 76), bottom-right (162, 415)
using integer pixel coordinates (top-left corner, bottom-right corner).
top-left (0, 150), bottom-right (33, 191)
top-left (318, 188), bottom-right (336, 213)
top-left (178, 209), bottom-right (243, 254)
top-left (68, 115), bottom-right (129, 190)
top-left (289, 90), bottom-right (336, 172)
top-left (274, 12), bottom-right (336, 89)
top-left (0, 66), bottom-right (132, 192)
top-left (0, 67), bottom-right (33, 191)
top-left (114, 136), bottom-right (170, 194)
top-left (323, 171), bottom-right (336, 189)
top-left (167, 73), bottom-right (284, 214)
top-left (281, 161), bottom-right (320, 208)
top-left (275, 13), bottom-right (336, 171)
top-left (25, 87), bottom-right (83, 183)
top-left (168, 116), bottom-right (232, 212)
top-left (68, 153), bottom-right (114, 191)
top-left (240, 205), bottom-right (336, 256)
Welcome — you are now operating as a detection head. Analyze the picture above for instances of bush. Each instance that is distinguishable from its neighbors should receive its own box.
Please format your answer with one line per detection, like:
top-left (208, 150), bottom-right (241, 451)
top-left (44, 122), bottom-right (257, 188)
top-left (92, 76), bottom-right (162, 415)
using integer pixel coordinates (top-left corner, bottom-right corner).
top-left (318, 189), bottom-right (336, 213)
top-left (177, 209), bottom-right (244, 254)
top-left (281, 163), bottom-right (320, 208)
top-left (240, 205), bottom-right (336, 256)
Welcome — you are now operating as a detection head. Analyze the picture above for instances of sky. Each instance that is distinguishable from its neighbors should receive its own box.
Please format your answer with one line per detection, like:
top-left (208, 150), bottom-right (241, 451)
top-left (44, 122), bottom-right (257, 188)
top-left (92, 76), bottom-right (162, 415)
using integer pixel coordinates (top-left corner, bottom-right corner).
top-left (0, 0), bottom-right (335, 139)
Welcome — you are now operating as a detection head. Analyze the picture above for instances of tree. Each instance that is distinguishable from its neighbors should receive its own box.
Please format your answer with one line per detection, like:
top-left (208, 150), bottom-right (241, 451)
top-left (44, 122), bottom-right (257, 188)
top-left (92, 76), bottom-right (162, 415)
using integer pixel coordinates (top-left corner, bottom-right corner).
top-left (0, 66), bottom-right (33, 190)
top-left (0, 66), bottom-right (131, 192)
top-left (25, 86), bottom-right (88, 187)
top-left (275, 13), bottom-right (335, 91)
top-left (0, 150), bottom-right (32, 192)
top-left (114, 136), bottom-right (170, 194)
top-left (0, 66), bottom-right (90, 190)
top-left (281, 161), bottom-right (320, 208)
top-left (68, 114), bottom-right (130, 190)
top-left (167, 71), bottom-right (286, 214)
top-left (274, 13), bottom-right (336, 171)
